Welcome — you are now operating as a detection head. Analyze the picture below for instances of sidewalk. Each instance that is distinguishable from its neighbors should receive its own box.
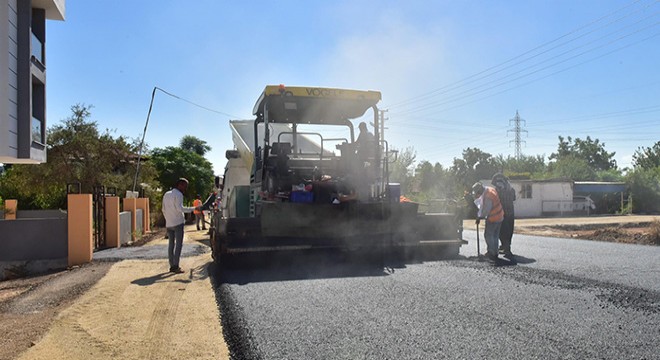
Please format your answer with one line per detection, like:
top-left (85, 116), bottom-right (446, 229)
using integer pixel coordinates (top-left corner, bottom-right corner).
top-left (17, 225), bottom-right (229, 360)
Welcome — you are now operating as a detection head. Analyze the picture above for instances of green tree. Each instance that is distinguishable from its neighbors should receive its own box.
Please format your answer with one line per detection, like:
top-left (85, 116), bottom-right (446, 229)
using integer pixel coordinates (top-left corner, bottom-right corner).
top-left (626, 167), bottom-right (660, 214)
top-left (595, 169), bottom-right (624, 182)
top-left (150, 146), bottom-right (214, 202)
top-left (632, 141), bottom-right (660, 170)
top-left (180, 135), bottom-right (211, 156)
top-left (493, 154), bottom-right (546, 178)
top-left (388, 147), bottom-right (416, 195)
top-left (410, 161), bottom-right (458, 210)
top-left (547, 155), bottom-right (596, 181)
top-left (549, 136), bottom-right (616, 172)
top-left (450, 148), bottom-right (498, 189)
top-left (415, 161), bottom-right (436, 194)
top-left (0, 104), bottom-right (157, 209)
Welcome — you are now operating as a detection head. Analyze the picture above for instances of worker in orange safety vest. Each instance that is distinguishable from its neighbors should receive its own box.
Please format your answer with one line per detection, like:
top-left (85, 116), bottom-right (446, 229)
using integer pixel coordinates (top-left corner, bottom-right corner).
top-left (193, 194), bottom-right (206, 231)
top-left (472, 182), bottom-right (504, 261)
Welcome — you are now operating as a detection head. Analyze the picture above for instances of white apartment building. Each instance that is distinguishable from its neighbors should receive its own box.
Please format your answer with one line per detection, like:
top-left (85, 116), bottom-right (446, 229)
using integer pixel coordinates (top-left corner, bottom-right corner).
top-left (0, 0), bottom-right (65, 163)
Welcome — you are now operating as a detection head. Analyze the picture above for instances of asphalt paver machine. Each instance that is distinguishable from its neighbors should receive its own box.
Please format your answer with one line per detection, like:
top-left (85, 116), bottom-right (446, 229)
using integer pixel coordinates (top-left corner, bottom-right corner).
top-left (210, 85), bottom-right (465, 262)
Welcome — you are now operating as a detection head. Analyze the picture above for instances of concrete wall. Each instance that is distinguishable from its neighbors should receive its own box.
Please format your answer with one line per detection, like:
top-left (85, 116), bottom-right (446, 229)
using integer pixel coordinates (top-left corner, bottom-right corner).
top-left (119, 211), bottom-right (131, 245)
top-left (123, 197), bottom-right (137, 241)
top-left (135, 208), bottom-right (143, 235)
top-left (136, 197), bottom-right (149, 232)
top-left (32, 0), bottom-right (66, 20)
top-left (0, 0), bottom-right (20, 163)
top-left (16, 209), bottom-right (66, 219)
top-left (0, 217), bottom-right (67, 280)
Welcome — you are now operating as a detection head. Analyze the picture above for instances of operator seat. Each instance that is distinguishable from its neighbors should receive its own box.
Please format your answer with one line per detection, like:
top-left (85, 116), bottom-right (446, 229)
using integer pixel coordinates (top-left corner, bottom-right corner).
top-left (266, 142), bottom-right (292, 193)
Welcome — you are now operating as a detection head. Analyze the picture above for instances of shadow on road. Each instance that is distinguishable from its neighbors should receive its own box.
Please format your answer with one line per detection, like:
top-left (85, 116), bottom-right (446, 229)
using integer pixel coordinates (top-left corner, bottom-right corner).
top-left (464, 254), bottom-right (536, 266)
top-left (131, 272), bottom-right (191, 286)
top-left (510, 254), bottom-right (536, 264)
top-left (131, 262), bottom-right (211, 286)
top-left (213, 250), bottom-right (396, 285)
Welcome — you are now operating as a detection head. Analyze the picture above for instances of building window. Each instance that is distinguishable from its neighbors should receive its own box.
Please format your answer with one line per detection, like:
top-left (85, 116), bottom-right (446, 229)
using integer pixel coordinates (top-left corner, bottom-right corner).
top-left (31, 80), bottom-right (45, 144)
top-left (31, 117), bottom-right (43, 143)
top-left (31, 8), bottom-right (46, 66)
top-left (31, 32), bottom-right (44, 64)
top-left (521, 184), bottom-right (532, 199)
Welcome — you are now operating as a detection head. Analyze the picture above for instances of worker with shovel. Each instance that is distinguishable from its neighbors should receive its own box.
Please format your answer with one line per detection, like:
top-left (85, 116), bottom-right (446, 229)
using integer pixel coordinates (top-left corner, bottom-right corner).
top-left (472, 182), bottom-right (504, 261)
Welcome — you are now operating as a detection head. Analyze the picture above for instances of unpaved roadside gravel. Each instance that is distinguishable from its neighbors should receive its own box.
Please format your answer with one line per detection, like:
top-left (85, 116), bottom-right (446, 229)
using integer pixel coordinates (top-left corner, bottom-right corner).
top-left (464, 214), bottom-right (660, 245)
top-left (0, 263), bottom-right (113, 360)
top-left (1, 226), bottom-right (229, 360)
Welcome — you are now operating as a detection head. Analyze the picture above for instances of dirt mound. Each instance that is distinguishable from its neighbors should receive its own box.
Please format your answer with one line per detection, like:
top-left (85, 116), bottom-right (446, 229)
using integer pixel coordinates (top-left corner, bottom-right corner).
top-left (515, 223), bottom-right (660, 246)
top-left (582, 224), bottom-right (660, 245)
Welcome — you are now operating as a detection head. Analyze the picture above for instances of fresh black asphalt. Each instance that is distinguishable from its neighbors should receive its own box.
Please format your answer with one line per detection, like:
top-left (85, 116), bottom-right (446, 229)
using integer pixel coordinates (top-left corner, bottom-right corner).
top-left (212, 232), bottom-right (660, 359)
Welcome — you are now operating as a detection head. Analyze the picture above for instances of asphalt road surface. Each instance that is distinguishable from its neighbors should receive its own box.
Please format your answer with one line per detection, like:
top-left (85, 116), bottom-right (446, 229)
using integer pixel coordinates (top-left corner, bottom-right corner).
top-left (212, 232), bottom-right (660, 359)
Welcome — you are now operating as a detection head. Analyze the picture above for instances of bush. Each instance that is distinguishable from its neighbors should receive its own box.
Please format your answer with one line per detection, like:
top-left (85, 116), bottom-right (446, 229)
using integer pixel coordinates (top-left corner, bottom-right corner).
top-left (626, 167), bottom-right (660, 214)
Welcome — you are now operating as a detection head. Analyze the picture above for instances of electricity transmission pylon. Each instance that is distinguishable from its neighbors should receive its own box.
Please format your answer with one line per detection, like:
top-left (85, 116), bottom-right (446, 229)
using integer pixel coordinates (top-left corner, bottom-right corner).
top-left (507, 110), bottom-right (528, 159)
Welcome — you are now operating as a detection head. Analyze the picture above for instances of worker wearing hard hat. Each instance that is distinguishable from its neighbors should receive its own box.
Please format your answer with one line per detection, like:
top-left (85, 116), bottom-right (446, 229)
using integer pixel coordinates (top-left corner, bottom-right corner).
top-left (472, 182), bottom-right (504, 261)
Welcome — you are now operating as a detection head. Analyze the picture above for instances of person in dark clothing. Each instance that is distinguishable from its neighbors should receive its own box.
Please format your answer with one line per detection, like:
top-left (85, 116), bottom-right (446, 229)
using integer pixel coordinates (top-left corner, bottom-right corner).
top-left (355, 121), bottom-right (376, 159)
top-left (492, 173), bottom-right (516, 257)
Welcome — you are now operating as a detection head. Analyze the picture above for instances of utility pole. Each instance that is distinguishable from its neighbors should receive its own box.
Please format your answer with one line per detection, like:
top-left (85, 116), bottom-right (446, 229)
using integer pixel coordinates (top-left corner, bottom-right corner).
top-left (379, 109), bottom-right (388, 143)
top-left (507, 110), bottom-right (527, 159)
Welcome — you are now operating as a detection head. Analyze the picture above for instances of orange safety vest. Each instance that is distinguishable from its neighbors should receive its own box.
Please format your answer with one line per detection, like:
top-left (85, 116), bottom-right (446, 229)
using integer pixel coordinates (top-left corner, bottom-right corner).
top-left (484, 187), bottom-right (504, 223)
top-left (193, 199), bottom-right (202, 214)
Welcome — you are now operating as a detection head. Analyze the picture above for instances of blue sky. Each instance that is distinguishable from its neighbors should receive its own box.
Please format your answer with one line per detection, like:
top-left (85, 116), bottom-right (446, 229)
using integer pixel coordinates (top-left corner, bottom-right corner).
top-left (45, 0), bottom-right (660, 174)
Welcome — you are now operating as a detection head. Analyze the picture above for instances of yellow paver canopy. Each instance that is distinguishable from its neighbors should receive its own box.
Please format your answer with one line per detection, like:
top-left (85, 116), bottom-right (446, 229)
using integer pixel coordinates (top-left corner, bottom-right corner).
top-left (253, 85), bottom-right (382, 125)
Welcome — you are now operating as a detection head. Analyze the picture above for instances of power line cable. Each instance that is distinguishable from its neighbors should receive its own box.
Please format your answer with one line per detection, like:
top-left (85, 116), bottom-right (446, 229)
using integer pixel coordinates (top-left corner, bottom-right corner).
top-left (526, 105), bottom-right (660, 126)
top-left (384, 0), bottom-right (654, 110)
top-left (391, 18), bottom-right (660, 119)
top-left (392, 28), bottom-right (660, 121)
top-left (154, 87), bottom-right (243, 119)
top-left (132, 87), bottom-right (244, 191)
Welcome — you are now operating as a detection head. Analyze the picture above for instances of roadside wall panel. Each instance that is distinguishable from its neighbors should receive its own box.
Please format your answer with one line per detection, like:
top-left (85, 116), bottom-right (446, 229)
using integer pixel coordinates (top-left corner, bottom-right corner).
top-left (119, 211), bottom-right (131, 245)
top-left (0, 217), bottom-right (68, 280)
top-left (0, 218), bottom-right (67, 260)
top-left (135, 208), bottom-right (143, 235)
top-left (16, 209), bottom-right (66, 219)
top-left (123, 198), bottom-right (137, 241)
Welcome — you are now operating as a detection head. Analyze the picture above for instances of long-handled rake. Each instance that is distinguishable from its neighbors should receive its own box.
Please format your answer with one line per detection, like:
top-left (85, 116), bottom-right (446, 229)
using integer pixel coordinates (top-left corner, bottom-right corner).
top-left (476, 221), bottom-right (482, 260)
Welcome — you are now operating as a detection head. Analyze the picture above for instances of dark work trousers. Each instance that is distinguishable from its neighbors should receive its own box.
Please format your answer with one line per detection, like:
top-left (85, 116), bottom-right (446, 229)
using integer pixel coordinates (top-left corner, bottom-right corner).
top-left (167, 223), bottom-right (184, 269)
top-left (499, 215), bottom-right (514, 252)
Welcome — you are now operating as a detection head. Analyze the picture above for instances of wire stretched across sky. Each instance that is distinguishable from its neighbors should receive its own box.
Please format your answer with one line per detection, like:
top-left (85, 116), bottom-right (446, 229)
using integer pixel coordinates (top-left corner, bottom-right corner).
top-left (385, 0), bottom-right (658, 113)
